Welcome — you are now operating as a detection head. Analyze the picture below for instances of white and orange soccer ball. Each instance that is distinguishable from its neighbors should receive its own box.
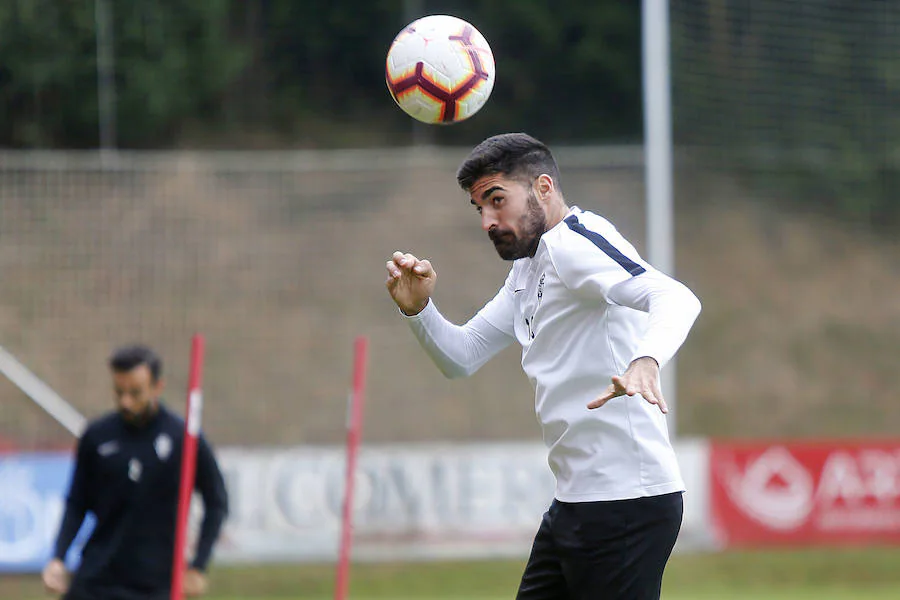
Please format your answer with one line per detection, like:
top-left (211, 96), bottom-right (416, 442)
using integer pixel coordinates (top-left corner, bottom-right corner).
top-left (385, 14), bottom-right (496, 125)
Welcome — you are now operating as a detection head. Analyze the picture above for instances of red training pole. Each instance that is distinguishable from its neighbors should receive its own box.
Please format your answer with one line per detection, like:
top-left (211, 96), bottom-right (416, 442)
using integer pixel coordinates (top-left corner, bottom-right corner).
top-left (334, 336), bottom-right (369, 600)
top-left (171, 335), bottom-right (205, 600)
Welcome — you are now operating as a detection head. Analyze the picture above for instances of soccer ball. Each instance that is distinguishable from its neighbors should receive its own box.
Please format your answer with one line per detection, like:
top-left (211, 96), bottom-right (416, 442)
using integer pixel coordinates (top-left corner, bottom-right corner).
top-left (385, 15), bottom-right (495, 125)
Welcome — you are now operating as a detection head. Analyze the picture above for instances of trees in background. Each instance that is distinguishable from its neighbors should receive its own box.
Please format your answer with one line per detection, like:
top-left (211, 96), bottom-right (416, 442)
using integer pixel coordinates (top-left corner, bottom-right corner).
top-left (0, 1), bottom-right (246, 148)
top-left (0, 0), bottom-right (640, 149)
top-left (671, 0), bottom-right (900, 227)
top-left (1, 0), bottom-right (894, 225)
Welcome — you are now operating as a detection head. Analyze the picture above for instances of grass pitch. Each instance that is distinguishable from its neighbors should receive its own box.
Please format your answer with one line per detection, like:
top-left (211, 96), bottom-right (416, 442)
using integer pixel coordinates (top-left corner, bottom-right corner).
top-left (6, 547), bottom-right (900, 599)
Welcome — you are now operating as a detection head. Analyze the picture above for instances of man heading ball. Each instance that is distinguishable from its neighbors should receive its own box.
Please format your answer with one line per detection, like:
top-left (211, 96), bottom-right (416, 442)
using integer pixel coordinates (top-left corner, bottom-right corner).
top-left (386, 133), bottom-right (701, 600)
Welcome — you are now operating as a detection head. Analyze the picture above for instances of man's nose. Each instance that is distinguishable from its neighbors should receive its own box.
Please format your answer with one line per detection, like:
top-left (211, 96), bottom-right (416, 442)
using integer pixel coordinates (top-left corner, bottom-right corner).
top-left (481, 209), bottom-right (498, 232)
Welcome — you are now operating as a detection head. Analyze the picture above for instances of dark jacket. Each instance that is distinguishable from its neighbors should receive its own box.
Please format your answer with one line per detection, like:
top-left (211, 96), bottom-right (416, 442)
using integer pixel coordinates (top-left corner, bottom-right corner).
top-left (54, 403), bottom-right (229, 597)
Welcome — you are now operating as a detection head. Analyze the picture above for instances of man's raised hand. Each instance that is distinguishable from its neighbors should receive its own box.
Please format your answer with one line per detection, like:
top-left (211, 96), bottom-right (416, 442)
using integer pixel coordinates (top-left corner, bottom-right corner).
top-left (385, 251), bottom-right (436, 316)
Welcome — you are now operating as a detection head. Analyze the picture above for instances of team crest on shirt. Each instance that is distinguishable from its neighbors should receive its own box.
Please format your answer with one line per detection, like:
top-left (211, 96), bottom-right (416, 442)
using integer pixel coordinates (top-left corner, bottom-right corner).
top-left (537, 273), bottom-right (545, 304)
top-left (154, 433), bottom-right (173, 461)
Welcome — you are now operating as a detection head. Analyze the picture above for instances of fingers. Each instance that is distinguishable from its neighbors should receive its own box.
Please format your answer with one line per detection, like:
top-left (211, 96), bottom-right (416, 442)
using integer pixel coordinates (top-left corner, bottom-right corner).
top-left (638, 386), bottom-right (668, 414)
top-left (628, 366), bottom-right (667, 414)
top-left (386, 260), bottom-right (401, 279)
top-left (587, 376), bottom-right (627, 409)
top-left (392, 251), bottom-right (416, 268)
top-left (43, 573), bottom-right (67, 594)
top-left (586, 395), bottom-right (611, 410)
top-left (183, 569), bottom-right (208, 597)
top-left (388, 251), bottom-right (432, 278)
top-left (644, 378), bottom-right (668, 414)
top-left (415, 258), bottom-right (433, 277)
top-left (587, 375), bottom-right (668, 414)
top-left (657, 397), bottom-right (669, 414)
top-left (587, 382), bottom-right (622, 409)
top-left (43, 561), bottom-right (68, 593)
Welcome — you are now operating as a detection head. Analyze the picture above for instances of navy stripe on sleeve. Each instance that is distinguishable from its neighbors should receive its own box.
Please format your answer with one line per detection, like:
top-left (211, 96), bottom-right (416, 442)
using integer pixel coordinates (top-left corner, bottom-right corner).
top-left (564, 215), bottom-right (646, 276)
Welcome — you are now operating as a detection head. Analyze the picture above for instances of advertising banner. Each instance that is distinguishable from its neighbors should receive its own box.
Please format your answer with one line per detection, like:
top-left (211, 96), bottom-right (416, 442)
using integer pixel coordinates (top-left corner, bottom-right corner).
top-left (1, 440), bottom-right (712, 570)
top-left (213, 443), bottom-right (557, 563)
top-left (215, 440), bottom-right (711, 563)
top-left (710, 440), bottom-right (900, 547)
top-left (0, 453), bottom-right (92, 573)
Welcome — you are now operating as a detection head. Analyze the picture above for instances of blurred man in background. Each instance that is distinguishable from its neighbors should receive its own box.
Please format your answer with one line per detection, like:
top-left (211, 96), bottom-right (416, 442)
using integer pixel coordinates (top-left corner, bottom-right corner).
top-left (386, 133), bottom-right (701, 599)
top-left (42, 344), bottom-right (229, 600)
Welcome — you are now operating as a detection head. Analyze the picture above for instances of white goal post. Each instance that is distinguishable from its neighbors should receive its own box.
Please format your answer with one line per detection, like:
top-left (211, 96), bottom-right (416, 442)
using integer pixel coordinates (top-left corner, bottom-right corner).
top-left (642, 0), bottom-right (677, 439)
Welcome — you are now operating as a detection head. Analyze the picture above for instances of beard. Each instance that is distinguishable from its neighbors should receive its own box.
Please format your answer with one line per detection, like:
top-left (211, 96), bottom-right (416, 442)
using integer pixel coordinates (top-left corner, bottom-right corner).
top-left (120, 401), bottom-right (158, 427)
top-left (488, 190), bottom-right (548, 260)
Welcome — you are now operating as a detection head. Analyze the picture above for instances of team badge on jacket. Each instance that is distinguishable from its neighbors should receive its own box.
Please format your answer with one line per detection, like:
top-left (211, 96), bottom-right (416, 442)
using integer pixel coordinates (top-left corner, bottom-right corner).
top-left (128, 458), bottom-right (142, 482)
top-left (154, 433), bottom-right (173, 461)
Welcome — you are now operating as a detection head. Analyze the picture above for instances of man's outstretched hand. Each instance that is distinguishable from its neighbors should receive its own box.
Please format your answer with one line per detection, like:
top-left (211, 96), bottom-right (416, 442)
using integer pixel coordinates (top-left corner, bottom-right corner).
top-left (588, 357), bottom-right (668, 414)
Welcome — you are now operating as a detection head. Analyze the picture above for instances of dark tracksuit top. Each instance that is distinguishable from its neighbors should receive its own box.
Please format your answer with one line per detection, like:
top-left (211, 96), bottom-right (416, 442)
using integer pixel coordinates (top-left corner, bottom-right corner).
top-left (53, 403), bottom-right (229, 600)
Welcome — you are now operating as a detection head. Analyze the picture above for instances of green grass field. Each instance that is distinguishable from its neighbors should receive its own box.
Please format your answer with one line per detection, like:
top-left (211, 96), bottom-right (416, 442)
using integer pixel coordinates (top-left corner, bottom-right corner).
top-left (5, 548), bottom-right (900, 599)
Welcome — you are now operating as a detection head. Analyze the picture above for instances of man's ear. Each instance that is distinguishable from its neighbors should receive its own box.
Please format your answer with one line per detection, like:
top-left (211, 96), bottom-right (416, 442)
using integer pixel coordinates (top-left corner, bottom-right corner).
top-left (536, 174), bottom-right (554, 200)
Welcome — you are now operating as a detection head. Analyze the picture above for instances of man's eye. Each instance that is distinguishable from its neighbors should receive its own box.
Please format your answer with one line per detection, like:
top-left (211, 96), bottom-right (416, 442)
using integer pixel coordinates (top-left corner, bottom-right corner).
top-left (492, 197), bottom-right (504, 207)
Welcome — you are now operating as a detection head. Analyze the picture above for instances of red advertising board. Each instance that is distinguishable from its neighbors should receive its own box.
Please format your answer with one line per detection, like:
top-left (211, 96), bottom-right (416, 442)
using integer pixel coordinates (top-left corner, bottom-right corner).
top-left (710, 440), bottom-right (900, 547)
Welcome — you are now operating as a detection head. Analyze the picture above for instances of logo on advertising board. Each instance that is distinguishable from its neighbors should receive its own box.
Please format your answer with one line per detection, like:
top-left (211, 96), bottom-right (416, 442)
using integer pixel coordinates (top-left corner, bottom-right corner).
top-left (717, 446), bottom-right (815, 530)
top-left (0, 453), bottom-right (94, 573)
top-left (0, 465), bottom-right (48, 564)
top-left (710, 441), bottom-right (900, 547)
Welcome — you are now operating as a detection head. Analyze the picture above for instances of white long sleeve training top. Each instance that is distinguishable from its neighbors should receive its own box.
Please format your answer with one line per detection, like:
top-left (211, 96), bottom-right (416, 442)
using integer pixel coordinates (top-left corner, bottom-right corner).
top-left (400, 206), bottom-right (701, 502)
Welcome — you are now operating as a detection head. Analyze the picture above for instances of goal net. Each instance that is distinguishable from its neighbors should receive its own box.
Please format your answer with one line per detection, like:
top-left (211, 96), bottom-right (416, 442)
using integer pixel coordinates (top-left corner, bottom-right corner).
top-left (670, 0), bottom-right (900, 226)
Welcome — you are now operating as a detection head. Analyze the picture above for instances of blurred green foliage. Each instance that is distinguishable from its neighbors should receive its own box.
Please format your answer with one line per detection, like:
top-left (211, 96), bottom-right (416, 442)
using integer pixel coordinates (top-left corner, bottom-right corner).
top-left (0, 0), bottom-right (247, 148)
top-left (672, 0), bottom-right (900, 228)
top-left (0, 1), bottom-right (895, 225)
top-left (0, 0), bottom-right (640, 149)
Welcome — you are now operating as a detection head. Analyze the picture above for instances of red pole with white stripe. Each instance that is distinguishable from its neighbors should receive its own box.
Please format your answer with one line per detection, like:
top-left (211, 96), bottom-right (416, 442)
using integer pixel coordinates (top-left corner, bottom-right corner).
top-left (171, 335), bottom-right (205, 600)
top-left (334, 336), bottom-right (369, 600)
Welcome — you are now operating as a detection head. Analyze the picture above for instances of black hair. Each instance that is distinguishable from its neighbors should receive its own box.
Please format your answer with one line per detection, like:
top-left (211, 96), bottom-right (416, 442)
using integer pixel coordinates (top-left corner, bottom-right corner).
top-left (108, 344), bottom-right (163, 382)
top-left (456, 132), bottom-right (562, 192)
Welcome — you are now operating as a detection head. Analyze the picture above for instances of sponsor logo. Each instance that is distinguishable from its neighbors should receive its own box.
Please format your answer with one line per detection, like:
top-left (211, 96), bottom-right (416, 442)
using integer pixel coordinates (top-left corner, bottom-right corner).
top-left (719, 446), bottom-right (814, 530)
top-left (713, 443), bottom-right (900, 545)
top-left (0, 455), bottom-right (94, 571)
top-left (97, 441), bottom-right (119, 457)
